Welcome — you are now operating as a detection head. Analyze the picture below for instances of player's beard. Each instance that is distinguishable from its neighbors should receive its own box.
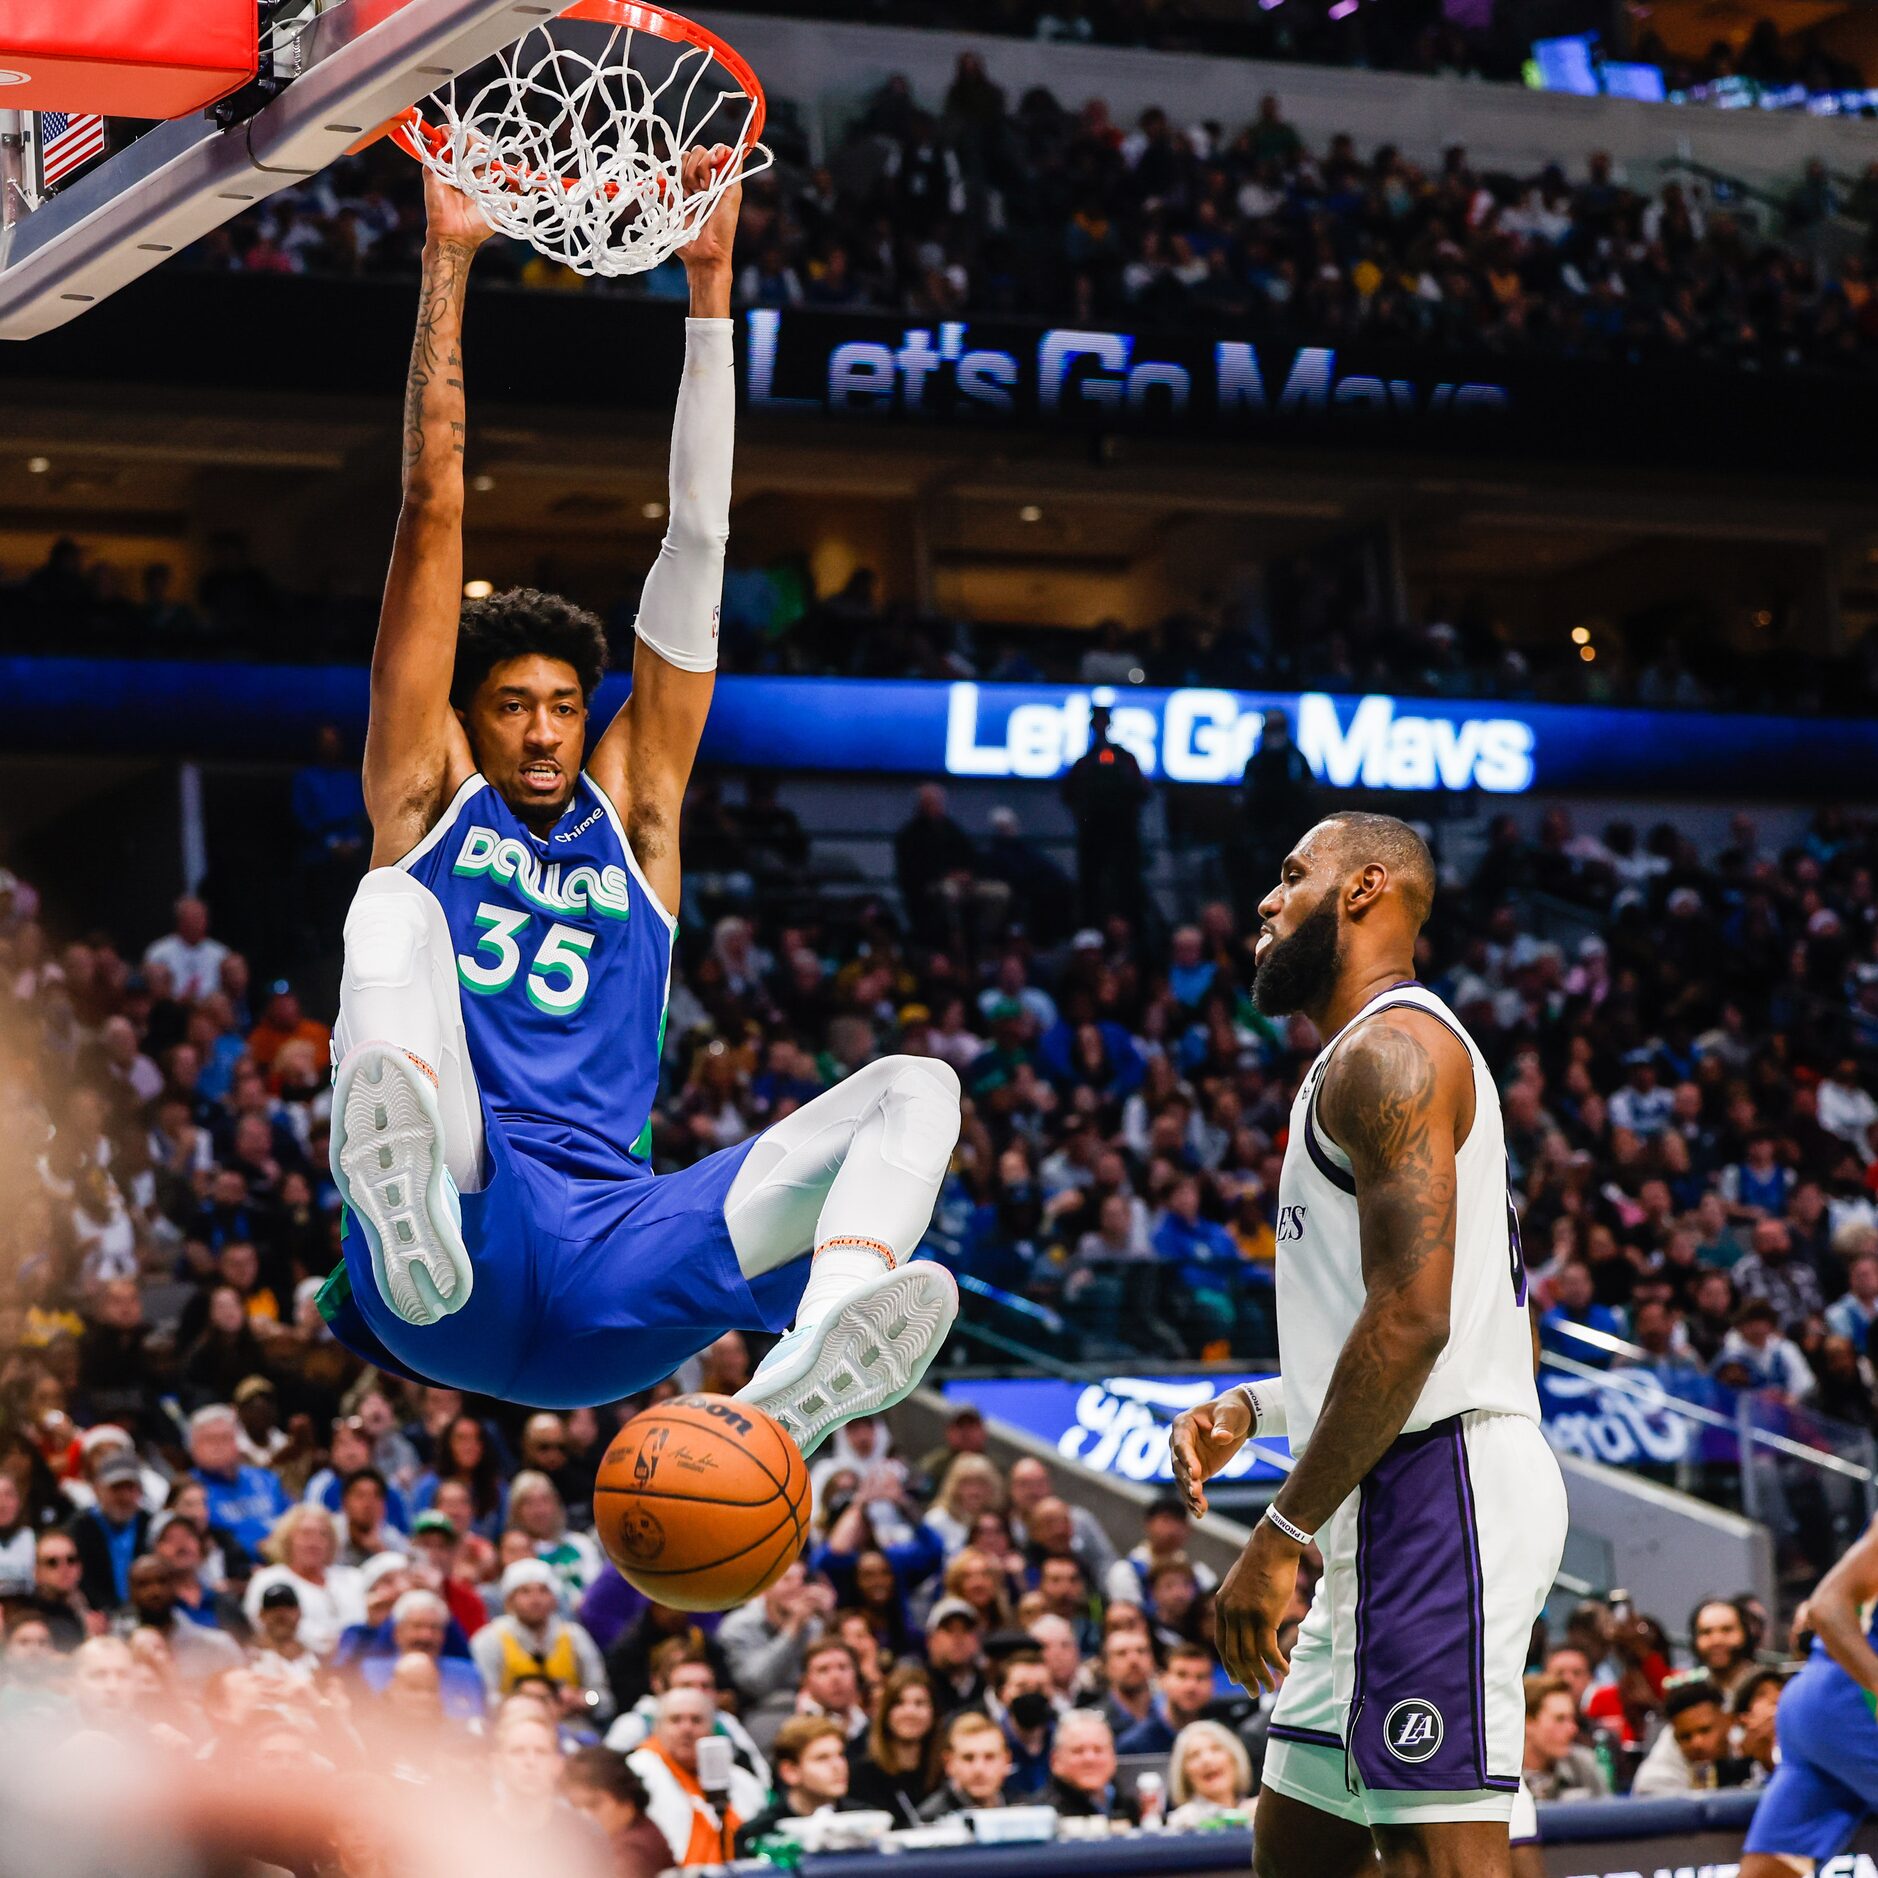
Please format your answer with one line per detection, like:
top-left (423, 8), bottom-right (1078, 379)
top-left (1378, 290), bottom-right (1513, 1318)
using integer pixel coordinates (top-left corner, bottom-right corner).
top-left (1252, 889), bottom-right (1344, 1016)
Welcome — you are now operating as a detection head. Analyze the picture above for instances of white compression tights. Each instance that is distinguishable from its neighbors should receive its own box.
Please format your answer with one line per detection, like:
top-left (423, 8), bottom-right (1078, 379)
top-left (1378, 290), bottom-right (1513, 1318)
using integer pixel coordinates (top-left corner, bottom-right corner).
top-left (334, 868), bottom-right (488, 1192)
top-left (724, 1055), bottom-right (963, 1323)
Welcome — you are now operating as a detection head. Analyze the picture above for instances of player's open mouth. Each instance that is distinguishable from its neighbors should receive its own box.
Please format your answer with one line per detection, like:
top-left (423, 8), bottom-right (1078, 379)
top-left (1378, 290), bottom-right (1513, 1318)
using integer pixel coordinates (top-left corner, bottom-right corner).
top-left (1255, 929), bottom-right (1275, 962)
top-left (520, 764), bottom-right (561, 790)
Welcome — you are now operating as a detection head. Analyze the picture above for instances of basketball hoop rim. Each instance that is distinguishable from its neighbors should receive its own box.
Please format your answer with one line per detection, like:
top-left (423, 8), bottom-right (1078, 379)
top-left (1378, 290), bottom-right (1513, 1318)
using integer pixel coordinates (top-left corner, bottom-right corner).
top-left (385, 0), bottom-right (766, 178)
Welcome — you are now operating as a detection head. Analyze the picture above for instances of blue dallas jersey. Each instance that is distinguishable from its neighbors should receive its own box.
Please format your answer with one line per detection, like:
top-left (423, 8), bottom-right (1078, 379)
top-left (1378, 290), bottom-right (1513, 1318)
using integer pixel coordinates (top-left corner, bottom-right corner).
top-left (399, 770), bottom-right (674, 1181)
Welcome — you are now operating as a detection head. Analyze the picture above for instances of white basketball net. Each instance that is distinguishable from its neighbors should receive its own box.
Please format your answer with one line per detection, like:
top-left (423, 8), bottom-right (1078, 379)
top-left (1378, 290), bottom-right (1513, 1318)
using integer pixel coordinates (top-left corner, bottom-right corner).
top-left (405, 20), bottom-right (771, 278)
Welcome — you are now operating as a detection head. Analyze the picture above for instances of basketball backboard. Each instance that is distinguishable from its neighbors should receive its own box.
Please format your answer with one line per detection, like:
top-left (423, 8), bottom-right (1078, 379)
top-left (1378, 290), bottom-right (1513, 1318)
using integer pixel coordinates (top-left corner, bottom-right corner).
top-left (0, 0), bottom-right (558, 341)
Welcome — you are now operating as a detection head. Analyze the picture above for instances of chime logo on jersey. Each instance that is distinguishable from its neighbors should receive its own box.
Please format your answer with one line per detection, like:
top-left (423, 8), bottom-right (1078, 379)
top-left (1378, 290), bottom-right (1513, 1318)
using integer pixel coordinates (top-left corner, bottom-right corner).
top-left (1384, 1699), bottom-right (1444, 1763)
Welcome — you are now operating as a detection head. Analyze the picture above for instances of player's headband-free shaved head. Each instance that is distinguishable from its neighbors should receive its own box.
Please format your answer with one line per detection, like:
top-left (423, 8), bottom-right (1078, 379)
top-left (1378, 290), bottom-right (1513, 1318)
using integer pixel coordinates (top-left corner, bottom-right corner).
top-left (1317, 812), bottom-right (1437, 928)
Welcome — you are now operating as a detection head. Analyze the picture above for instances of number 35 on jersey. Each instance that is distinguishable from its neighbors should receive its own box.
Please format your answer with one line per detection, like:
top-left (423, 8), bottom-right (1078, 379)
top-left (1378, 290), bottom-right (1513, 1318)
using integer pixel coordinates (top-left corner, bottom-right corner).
top-left (459, 904), bottom-right (597, 1015)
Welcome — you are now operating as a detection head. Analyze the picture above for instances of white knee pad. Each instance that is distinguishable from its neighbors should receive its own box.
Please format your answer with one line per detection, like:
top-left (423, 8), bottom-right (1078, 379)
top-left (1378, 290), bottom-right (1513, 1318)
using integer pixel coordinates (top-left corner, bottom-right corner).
top-left (343, 869), bottom-right (434, 991)
top-left (877, 1054), bottom-right (962, 1182)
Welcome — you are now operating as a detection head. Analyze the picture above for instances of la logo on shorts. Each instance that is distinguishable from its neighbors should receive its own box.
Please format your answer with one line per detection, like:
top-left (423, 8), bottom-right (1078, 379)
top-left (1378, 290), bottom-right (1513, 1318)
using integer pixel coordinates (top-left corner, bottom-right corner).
top-left (1384, 1699), bottom-right (1444, 1763)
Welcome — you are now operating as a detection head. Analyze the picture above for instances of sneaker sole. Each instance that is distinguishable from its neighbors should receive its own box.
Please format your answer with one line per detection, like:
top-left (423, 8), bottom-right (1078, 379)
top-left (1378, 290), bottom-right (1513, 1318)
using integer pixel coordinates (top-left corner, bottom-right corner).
top-left (331, 1042), bottom-right (472, 1328)
top-left (740, 1263), bottom-right (959, 1459)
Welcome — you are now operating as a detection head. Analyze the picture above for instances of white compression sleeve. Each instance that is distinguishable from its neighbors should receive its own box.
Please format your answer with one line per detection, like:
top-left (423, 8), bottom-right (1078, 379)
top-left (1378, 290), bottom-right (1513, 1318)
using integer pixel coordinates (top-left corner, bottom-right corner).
top-left (1236, 1376), bottom-right (1287, 1438)
top-left (633, 317), bottom-right (734, 673)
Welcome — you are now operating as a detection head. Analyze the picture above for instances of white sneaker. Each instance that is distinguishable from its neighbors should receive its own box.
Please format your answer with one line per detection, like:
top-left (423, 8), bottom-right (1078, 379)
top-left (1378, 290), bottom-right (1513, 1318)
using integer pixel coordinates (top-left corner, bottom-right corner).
top-left (738, 1262), bottom-right (959, 1458)
top-left (331, 1041), bottom-right (473, 1327)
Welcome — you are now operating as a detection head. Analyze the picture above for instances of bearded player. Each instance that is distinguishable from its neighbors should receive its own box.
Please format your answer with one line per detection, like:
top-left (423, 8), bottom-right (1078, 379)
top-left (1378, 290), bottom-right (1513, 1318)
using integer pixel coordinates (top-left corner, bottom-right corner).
top-left (1171, 813), bottom-right (1564, 1878)
top-left (314, 160), bottom-right (959, 1454)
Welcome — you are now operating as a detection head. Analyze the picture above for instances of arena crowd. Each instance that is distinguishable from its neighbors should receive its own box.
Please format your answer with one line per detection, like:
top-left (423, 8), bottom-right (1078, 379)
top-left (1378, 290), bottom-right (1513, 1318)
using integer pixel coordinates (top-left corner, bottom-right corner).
top-left (168, 71), bottom-right (1878, 379)
top-left (0, 751), bottom-right (1874, 1861)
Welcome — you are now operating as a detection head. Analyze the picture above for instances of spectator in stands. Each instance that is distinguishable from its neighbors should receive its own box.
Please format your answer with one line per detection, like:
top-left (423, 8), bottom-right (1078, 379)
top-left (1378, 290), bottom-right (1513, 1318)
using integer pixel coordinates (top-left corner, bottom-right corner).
top-left (359, 1588), bottom-right (486, 1722)
top-left (630, 1684), bottom-right (769, 1865)
top-left (1166, 1720), bottom-right (1255, 1828)
top-left (736, 1715), bottom-right (856, 1851)
top-left (1689, 1597), bottom-right (1756, 1700)
top-left (924, 1455), bottom-right (1003, 1557)
top-left (792, 1637), bottom-right (870, 1746)
top-left (1732, 1667), bottom-right (1785, 1782)
top-left (472, 1560), bottom-right (612, 1721)
top-left (1734, 1219), bottom-right (1825, 1328)
top-left (1106, 1493), bottom-right (1217, 1606)
top-left (923, 1595), bottom-right (989, 1718)
top-left (1027, 1612), bottom-right (1085, 1708)
top-left (716, 1561), bottom-right (831, 1709)
top-left (1061, 707), bottom-right (1149, 929)
top-left (987, 1649), bottom-right (1056, 1798)
top-left (1523, 1674), bottom-right (1610, 1800)
top-left (895, 785), bottom-right (1006, 951)
top-left (1008, 1458), bottom-right (1115, 1580)
top-left (852, 1664), bottom-right (940, 1820)
top-left (1541, 1262), bottom-right (1624, 1364)
top-left (1827, 1251), bottom-right (1878, 1348)
top-left (412, 1412), bottom-right (508, 1540)
top-left (122, 1553), bottom-right (242, 1681)
top-left (1095, 1624), bottom-right (1156, 1737)
top-left (918, 1709), bottom-right (1015, 1818)
top-left (142, 897), bottom-right (229, 1003)
top-left (1716, 1298), bottom-right (1816, 1402)
top-left (250, 1580), bottom-right (319, 1686)
top-left (604, 1641), bottom-right (767, 1783)
top-left (69, 1450), bottom-right (151, 1614)
top-left (1116, 1640), bottom-right (1216, 1753)
top-left (188, 1403), bottom-right (289, 1559)
top-left (507, 1469), bottom-right (601, 1600)
top-left (1047, 1709), bottom-right (1138, 1821)
top-left (563, 1747), bottom-right (674, 1878)
top-left (244, 1504), bottom-right (364, 1657)
top-left (25, 1530), bottom-right (96, 1650)
top-left (1631, 1676), bottom-right (1748, 1795)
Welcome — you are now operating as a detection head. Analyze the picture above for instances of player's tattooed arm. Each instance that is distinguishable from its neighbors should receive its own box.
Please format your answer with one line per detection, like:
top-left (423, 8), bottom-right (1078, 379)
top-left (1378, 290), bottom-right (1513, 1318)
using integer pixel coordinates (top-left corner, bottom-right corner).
top-left (364, 172), bottom-right (494, 862)
top-left (1270, 1013), bottom-right (1464, 1536)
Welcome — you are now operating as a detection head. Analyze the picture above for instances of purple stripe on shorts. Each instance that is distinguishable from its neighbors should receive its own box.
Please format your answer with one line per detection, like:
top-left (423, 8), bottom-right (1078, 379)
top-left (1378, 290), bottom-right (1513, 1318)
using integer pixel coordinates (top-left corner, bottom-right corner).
top-left (1268, 1723), bottom-right (1344, 1750)
top-left (1349, 1416), bottom-right (1489, 1793)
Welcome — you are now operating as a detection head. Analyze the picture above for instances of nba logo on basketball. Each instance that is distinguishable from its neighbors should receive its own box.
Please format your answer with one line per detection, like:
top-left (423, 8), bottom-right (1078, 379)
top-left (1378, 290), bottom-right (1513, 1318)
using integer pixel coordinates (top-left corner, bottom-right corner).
top-left (632, 1427), bottom-right (668, 1489)
top-left (1384, 1699), bottom-right (1444, 1762)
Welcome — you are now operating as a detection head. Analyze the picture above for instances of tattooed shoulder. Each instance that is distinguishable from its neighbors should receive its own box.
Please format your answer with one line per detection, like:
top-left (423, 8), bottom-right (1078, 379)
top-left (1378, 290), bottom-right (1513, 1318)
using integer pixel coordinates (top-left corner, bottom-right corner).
top-left (1318, 1017), bottom-right (1450, 1181)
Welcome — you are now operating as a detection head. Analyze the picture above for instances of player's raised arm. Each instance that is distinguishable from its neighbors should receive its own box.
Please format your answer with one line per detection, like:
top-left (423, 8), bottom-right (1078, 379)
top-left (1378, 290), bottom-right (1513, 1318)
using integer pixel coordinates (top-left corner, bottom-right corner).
top-left (1214, 1011), bottom-right (1467, 1694)
top-left (362, 171), bottom-right (493, 865)
top-left (589, 146), bottom-right (741, 915)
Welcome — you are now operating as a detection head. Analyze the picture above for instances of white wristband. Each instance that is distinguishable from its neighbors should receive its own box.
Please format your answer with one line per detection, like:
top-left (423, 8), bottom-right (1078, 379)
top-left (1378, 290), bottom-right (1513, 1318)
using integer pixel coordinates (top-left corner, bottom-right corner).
top-left (1236, 1377), bottom-right (1287, 1438)
top-left (1265, 1504), bottom-right (1313, 1547)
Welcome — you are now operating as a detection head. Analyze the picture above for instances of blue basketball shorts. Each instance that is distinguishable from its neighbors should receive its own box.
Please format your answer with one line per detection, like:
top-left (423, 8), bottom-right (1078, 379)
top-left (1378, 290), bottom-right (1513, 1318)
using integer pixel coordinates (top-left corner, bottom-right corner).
top-left (327, 1104), bottom-right (809, 1408)
top-left (1743, 1654), bottom-right (1878, 1866)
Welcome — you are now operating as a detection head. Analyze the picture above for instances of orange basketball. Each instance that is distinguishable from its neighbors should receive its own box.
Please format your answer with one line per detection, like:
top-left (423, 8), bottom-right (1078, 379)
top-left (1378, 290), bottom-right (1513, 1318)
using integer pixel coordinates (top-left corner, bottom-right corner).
top-left (594, 1394), bottom-right (809, 1612)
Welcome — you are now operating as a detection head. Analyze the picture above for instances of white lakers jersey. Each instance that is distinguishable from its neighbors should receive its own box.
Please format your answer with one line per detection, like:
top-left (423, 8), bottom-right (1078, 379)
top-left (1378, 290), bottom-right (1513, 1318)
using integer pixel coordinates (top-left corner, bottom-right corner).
top-left (1274, 982), bottom-right (1539, 1453)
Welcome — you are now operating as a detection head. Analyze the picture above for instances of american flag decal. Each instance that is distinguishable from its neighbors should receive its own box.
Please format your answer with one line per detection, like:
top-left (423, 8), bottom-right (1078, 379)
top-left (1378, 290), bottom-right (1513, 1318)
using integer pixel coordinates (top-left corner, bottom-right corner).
top-left (39, 112), bottom-right (107, 187)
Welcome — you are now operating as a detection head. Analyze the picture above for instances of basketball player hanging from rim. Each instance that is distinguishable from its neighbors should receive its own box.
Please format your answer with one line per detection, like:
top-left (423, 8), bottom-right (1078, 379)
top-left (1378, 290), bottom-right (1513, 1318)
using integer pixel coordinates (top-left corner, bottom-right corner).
top-left (1171, 813), bottom-right (1564, 1878)
top-left (314, 158), bottom-right (960, 1454)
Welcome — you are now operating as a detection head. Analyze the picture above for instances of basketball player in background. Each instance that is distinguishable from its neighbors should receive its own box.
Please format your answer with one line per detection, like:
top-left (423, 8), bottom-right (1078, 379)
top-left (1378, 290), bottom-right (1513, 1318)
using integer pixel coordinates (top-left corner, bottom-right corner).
top-left (314, 160), bottom-right (959, 1456)
top-left (1171, 812), bottom-right (1565, 1878)
top-left (1737, 1513), bottom-right (1878, 1875)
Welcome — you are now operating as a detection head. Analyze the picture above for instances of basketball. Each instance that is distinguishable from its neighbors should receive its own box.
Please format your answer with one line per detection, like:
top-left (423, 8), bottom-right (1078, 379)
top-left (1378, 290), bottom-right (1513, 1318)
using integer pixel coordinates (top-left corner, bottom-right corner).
top-left (594, 1393), bottom-right (809, 1611)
